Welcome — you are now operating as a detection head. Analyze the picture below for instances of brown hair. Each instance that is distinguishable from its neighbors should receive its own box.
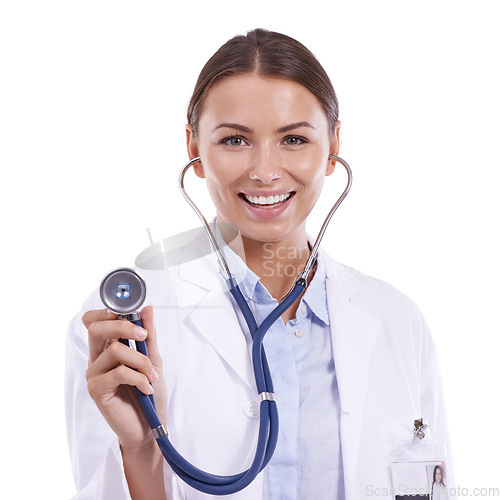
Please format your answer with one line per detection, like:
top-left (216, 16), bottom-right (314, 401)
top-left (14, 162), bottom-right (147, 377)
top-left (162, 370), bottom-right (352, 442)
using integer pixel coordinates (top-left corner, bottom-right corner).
top-left (187, 28), bottom-right (339, 136)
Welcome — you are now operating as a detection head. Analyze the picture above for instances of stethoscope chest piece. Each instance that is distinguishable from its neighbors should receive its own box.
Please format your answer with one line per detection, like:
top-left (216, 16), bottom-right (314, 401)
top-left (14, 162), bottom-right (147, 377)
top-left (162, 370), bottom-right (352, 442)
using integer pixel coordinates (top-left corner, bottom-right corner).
top-left (100, 267), bottom-right (146, 315)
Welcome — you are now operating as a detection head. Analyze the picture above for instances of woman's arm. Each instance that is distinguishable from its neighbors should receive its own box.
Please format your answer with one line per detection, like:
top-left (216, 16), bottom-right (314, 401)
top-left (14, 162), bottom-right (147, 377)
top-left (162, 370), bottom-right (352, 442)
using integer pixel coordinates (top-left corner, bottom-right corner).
top-left (121, 437), bottom-right (166, 500)
top-left (416, 310), bottom-right (456, 490)
top-left (67, 295), bottom-right (180, 499)
top-left (83, 305), bottom-right (167, 499)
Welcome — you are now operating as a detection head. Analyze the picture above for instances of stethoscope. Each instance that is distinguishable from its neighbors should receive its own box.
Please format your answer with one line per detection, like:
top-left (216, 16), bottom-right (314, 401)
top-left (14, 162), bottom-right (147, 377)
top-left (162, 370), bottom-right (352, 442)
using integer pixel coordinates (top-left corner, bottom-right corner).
top-left (100, 154), bottom-right (352, 495)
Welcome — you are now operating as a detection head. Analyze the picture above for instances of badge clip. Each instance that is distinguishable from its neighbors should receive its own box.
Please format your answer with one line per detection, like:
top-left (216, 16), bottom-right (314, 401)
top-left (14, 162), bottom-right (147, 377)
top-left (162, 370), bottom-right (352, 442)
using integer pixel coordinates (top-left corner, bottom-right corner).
top-left (413, 418), bottom-right (428, 440)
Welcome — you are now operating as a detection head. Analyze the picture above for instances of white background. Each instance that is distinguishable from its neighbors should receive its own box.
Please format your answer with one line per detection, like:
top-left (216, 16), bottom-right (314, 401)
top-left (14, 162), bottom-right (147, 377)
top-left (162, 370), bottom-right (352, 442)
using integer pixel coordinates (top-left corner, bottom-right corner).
top-left (1, 0), bottom-right (499, 498)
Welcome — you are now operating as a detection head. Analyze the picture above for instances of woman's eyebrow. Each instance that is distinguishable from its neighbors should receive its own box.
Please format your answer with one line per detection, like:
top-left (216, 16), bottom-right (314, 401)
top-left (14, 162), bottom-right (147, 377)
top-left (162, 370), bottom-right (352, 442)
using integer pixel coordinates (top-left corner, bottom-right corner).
top-left (276, 121), bottom-right (316, 133)
top-left (212, 123), bottom-right (253, 133)
top-left (211, 121), bottom-right (316, 134)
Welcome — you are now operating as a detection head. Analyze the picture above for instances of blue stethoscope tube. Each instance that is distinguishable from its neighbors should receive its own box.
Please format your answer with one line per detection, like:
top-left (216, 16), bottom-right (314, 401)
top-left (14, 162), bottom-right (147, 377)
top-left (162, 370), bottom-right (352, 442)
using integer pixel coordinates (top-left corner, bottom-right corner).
top-left (125, 277), bottom-right (306, 495)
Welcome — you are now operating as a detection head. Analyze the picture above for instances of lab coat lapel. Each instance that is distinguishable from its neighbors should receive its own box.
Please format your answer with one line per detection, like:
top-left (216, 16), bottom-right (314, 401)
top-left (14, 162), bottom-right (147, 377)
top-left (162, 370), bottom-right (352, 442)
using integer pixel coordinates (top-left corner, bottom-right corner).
top-left (324, 254), bottom-right (386, 497)
top-left (173, 245), bottom-right (255, 393)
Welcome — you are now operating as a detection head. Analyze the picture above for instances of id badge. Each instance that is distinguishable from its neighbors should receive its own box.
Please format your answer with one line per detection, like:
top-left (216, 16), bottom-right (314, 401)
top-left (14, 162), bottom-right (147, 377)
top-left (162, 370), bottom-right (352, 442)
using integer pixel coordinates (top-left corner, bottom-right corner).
top-left (390, 419), bottom-right (449, 500)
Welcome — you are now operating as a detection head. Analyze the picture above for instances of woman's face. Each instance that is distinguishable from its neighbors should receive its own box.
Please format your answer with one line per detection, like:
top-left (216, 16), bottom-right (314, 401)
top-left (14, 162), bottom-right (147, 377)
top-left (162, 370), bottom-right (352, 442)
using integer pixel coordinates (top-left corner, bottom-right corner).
top-left (435, 467), bottom-right (442, 484)
top-left (186, 74), bottom-right (340, 246)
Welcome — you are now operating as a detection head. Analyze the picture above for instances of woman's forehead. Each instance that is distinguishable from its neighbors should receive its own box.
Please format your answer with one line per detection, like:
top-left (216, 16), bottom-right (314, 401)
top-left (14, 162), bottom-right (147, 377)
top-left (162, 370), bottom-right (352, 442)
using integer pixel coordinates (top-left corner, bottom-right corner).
top-left (198, 74), bottom-right (329, 132)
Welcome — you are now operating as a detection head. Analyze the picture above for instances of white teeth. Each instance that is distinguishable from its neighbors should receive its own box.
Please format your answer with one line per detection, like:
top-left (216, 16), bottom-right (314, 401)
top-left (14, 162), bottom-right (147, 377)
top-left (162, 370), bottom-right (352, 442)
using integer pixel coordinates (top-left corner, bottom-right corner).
top-left (244, 193), bottom-right (292, 206)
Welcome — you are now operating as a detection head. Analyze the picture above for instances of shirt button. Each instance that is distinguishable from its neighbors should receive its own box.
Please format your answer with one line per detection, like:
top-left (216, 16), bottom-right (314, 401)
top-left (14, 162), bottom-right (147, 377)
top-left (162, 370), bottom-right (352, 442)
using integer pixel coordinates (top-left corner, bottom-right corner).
top-left (301, 305), bottom-right (307, 314)
top-left (295, 329), bottom-right (305, 338)
top-left (243, 401), bottom-right (260, 418)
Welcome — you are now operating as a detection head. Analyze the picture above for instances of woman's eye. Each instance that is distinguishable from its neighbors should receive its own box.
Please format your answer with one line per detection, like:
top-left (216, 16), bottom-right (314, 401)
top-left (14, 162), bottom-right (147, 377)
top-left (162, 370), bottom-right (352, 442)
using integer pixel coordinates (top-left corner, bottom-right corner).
top-left (221, 136), bottom-right (246, 146)
top-left (283, 136), bottom-right (306, 146)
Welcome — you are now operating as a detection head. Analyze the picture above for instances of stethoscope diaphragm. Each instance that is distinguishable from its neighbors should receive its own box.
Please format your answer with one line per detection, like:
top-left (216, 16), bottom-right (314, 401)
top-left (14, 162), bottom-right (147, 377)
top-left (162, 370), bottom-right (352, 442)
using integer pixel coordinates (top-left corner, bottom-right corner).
top-left (99, 267), bottom-right (146, 314)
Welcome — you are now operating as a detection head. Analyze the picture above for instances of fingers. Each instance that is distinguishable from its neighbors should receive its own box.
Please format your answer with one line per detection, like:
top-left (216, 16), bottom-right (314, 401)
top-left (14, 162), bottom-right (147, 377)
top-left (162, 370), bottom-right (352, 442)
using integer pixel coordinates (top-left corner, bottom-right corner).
top-left (88, 363), bottom-right (154, 400)
top-left (87, 341), bottom-right (159, 389)
top-left (82, 308), bottom-right (117, 328)
top-left (84, 309), bottom-right (149, 363)
top-left (83, 306), bottom-right (163, 401)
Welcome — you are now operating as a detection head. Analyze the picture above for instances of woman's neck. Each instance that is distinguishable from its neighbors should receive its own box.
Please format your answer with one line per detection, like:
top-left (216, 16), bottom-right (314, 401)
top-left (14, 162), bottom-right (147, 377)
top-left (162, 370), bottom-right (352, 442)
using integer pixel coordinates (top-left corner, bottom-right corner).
top-left (220, 225), bottom-right (311, 301)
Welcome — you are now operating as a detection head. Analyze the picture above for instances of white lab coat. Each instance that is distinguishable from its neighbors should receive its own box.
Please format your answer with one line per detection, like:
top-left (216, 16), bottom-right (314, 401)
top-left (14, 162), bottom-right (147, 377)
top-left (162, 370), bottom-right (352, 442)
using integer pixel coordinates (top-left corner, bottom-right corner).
top-left (65, 241), bottom-right (454, 499)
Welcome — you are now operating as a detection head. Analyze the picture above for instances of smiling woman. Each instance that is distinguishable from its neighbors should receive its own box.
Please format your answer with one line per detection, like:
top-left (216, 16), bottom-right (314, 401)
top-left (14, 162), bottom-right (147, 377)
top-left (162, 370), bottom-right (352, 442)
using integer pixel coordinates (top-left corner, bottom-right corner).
top-left (66, 28), bottom-right (454, 500)
top-left (186, 74), bottom-right (340, 306)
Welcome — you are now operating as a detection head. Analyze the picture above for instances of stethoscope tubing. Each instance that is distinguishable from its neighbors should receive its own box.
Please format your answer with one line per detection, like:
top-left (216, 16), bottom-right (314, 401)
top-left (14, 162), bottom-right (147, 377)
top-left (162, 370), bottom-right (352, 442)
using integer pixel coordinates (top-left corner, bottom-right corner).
top-left (130, 278), bottom-right (284, 494)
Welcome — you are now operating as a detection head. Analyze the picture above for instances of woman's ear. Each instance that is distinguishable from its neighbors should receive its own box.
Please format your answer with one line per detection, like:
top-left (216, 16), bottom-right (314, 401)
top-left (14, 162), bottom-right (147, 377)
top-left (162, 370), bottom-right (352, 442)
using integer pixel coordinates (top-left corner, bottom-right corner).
top-left (326, 120), bottom-right (342, 176)
top-left (185, 124), bottom-right (205, 178)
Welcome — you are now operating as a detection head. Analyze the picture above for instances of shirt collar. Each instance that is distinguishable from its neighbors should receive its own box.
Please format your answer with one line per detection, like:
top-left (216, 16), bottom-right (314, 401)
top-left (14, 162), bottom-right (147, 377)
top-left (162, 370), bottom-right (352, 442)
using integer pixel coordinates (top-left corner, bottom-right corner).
top-left (301, 257), bottom-right (330, 326)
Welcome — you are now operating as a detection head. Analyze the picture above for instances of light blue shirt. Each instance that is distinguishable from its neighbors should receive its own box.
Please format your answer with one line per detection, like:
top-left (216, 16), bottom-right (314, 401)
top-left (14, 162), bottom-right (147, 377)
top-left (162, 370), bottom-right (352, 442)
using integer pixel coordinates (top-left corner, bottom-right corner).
top-left (220, 241), bottom-right (346, 499)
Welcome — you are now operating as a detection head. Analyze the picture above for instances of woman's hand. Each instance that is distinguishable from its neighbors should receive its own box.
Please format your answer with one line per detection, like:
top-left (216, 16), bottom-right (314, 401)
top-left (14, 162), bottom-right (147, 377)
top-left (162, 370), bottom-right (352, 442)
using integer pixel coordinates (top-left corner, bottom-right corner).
top-left (83, 305), bottom-right (167, 451)
top-left (83, 305), bottom-right (167, 498)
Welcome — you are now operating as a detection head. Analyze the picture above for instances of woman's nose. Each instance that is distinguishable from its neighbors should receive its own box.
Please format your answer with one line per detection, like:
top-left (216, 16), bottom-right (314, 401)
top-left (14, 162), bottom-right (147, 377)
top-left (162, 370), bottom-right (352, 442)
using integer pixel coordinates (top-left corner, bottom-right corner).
top-left (248, 147), bottom-right (282, 184)
top-left (249, 171), bottom-right (281, 183)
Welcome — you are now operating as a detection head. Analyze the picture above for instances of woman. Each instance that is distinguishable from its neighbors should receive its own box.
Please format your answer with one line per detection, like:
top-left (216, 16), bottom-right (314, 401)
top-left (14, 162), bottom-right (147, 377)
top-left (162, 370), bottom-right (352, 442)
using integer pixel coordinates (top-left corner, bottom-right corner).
top-left (431, 465), bottom-right (447, 499)
top-left (66, 29), bottom-right (453, 499)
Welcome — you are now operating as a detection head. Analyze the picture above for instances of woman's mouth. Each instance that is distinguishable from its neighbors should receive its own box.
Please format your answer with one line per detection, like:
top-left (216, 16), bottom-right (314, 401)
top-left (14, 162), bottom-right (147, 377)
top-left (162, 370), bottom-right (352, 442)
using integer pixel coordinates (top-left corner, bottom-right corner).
top-left (240, 192), bottom-right (295, 208)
